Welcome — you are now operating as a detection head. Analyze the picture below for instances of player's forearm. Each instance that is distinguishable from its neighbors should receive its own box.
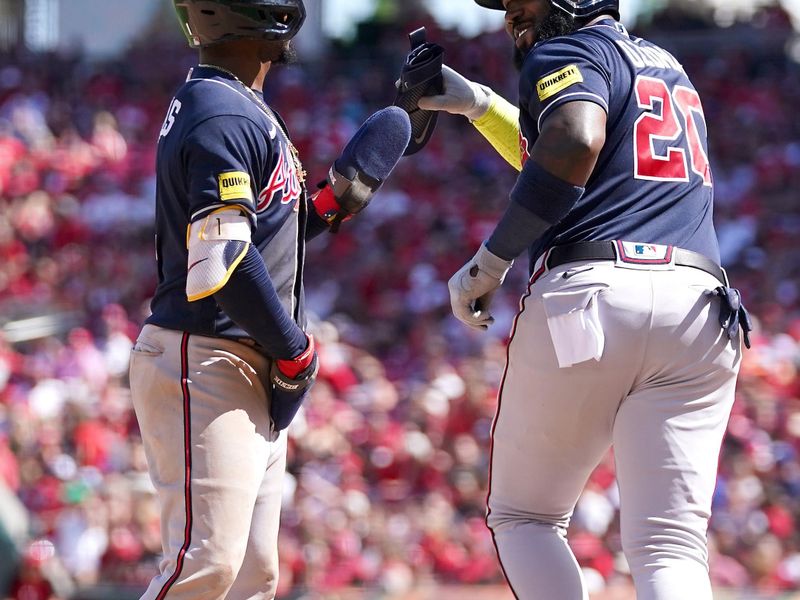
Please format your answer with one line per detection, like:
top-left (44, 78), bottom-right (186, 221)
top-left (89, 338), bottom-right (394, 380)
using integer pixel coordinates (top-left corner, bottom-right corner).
top-left (487, 160), bottom-right (585, 261)
top-left (214, 244), bottom-right (307, 359)
top-left (487, 201), bottom-right (551, 261)
top-left (472, 93), bottom-right (523, 172)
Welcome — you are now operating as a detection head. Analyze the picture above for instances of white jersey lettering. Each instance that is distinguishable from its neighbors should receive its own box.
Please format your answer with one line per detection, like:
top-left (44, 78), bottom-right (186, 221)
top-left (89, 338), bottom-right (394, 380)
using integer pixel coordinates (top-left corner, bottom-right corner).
top-left (616, 40), bottom-right (684, 74)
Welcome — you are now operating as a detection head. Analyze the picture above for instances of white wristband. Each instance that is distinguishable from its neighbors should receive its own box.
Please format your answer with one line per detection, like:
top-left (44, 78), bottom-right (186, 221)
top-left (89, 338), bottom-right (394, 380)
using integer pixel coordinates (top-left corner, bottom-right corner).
top-left (465, 84), bottom-right (493, 122)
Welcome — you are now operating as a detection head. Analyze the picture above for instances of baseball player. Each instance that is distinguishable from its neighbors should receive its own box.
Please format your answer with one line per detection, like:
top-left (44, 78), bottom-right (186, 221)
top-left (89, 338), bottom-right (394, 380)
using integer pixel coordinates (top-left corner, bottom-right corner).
top-left (414, 1), bottom-right (752, 598)
top-left (128, 2), bottom-right (409, 598)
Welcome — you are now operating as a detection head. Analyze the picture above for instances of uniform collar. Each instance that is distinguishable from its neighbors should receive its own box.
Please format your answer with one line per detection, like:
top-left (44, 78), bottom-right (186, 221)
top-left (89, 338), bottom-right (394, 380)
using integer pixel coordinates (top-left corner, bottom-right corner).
top-left (582, 17), bottom-right (628, 36)
top-left (187, 64), bottom-right (238, 82)
top-left (186, 65), bottom-right (266, 101)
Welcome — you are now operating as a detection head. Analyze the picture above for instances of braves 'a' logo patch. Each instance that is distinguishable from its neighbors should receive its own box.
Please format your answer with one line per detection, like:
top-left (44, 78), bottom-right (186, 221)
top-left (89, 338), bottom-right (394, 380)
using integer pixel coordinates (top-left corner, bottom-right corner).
top-left (257, 144), bottom-right (302, 212)
top-left (537, 64), bottom-right (583, 101)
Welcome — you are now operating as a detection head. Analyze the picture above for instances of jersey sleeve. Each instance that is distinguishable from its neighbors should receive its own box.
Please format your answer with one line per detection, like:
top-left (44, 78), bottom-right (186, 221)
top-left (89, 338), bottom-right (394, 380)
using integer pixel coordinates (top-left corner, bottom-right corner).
top-left (522, 36), bottom-right (611, 132)
top-left (183, 115), bottom-right (268, 224)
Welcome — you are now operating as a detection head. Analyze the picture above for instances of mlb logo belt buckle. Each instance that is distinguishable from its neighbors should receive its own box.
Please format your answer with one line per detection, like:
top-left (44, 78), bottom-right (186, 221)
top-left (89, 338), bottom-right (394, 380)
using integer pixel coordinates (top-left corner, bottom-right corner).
top-left (614, 240), bottom-right (676, 270)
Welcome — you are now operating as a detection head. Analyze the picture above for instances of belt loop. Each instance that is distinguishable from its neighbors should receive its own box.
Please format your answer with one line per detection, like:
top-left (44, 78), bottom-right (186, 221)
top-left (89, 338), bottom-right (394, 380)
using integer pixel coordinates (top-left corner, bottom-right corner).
top-left (610, 239), bottom-right (620, 260)
top-left (530, 248), bottom-right (552, 284)
top-left (721, 266), bottom-right (730, 288)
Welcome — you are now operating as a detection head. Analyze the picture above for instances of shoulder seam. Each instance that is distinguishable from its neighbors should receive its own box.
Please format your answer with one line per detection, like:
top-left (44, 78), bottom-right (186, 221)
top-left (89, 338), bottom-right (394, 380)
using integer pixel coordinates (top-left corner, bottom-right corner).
top-left (179, 79), bottom-right (276, 140)
top-left (182, 113), bottom-right (272, 142)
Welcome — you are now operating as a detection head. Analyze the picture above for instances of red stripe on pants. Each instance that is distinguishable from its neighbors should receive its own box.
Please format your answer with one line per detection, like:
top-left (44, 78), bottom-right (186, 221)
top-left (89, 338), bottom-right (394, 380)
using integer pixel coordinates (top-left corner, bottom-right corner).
top-left (156, 332), bottom-right (193, 600)
top-left (485, 250), bottom-right (550, 600)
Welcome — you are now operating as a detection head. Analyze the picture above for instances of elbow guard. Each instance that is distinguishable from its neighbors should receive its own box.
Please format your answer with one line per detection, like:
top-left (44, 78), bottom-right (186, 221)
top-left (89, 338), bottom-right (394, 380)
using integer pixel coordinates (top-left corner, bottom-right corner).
top-left (186, 209), bottom-right (252, 302)
top-left (510, 160), bottom-right (585, 225)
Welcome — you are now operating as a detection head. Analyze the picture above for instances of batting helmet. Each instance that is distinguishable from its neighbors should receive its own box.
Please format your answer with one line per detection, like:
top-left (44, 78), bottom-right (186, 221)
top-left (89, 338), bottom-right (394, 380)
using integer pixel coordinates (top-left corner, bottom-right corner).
top-left (173, 0), bottom-right (306, 48)
top-left (474, 0), bottom-right (620, 21)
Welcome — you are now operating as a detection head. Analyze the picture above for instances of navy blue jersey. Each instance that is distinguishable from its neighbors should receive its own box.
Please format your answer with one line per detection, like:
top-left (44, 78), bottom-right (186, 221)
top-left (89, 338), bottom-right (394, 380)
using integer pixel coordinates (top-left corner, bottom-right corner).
top-left (147, 66), bottom-right (306, 340)
top-left (519, 20), bottom-right (720, 266)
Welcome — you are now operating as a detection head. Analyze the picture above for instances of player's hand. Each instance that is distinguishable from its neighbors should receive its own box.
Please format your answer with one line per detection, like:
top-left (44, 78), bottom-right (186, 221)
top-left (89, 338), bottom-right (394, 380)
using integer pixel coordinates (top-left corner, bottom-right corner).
top-left (448, 244), bottom-right (513, 331)
top-left (269, 334), bottom-right (319, 431)
top-left (417, 65), bottom-right (493, 121)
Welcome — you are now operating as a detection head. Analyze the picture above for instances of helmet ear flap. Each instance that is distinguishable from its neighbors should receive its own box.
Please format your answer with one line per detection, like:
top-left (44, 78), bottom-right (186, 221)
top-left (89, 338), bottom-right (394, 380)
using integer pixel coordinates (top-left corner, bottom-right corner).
top-left (174, 4), bottom-right (201, 47)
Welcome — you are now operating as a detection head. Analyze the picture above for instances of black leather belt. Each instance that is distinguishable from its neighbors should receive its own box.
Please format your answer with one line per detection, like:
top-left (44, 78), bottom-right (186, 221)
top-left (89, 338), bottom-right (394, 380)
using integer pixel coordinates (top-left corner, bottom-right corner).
top-left (546, 241), bottom-right (728, 286)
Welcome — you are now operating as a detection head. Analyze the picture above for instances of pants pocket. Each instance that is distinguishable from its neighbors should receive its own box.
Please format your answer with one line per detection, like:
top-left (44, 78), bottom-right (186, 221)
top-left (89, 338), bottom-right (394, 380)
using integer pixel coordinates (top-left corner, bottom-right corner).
top-left (132, 339), bottom-right (164, 357)
top-left (542, 285), bottom-right (607, 368)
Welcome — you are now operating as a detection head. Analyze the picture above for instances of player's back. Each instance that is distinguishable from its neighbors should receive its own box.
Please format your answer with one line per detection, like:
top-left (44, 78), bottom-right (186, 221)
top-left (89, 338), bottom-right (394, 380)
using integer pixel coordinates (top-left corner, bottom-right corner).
top-left (520, 20), bottom-right (720, 266)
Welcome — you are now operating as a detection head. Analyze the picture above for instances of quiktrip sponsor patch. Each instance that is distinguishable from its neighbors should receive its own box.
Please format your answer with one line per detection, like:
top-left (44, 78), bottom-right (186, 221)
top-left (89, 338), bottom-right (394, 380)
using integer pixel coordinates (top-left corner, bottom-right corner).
top-left (537, 65), bottom-right (584, 101)
top-left (218, 171), bottom-right (253, 203)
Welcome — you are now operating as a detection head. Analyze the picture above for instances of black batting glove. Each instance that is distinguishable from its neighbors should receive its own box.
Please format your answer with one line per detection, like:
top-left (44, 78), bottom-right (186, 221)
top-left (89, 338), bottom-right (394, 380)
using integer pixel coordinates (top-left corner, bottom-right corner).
top-left (269, 335), bottom-right (319, 431)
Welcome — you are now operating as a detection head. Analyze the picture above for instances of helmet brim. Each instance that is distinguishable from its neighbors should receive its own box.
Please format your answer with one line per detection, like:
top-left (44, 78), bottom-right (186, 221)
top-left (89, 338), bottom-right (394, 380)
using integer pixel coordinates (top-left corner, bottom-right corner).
top-left (474, 0), bottom-right (505, 10)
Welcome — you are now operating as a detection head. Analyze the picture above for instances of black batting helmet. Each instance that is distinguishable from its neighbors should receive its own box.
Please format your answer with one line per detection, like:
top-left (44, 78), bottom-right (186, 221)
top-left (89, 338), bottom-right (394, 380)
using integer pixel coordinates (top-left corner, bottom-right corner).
top-left (474, 0), bottom-right (620, 21)
top-left (173, 0), bottom-right (306, 48)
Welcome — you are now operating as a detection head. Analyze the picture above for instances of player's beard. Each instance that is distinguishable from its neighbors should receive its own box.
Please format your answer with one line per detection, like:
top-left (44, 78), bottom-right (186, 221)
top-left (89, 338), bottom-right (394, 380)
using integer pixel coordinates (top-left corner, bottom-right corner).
top-left (513, 10), bottom-right (577, 71)
top-left (274, 41), bottom-right (297, 65)
top-left (259, 40), bottom-right (298, 65)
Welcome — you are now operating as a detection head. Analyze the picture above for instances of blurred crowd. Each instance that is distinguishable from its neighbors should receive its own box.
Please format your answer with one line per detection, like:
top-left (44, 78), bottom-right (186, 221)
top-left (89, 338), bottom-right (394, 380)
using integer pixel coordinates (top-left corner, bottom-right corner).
top-left (1, 4), bottom-right (800, 599)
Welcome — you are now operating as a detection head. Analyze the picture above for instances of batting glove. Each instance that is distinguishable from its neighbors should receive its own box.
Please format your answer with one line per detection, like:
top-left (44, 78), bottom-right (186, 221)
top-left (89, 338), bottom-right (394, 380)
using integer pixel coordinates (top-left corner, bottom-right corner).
top-left (269, 334), bottom-right (319, 431)
top-left (417, 65), bottom-right (493, 121)
top-left (449, 244), bottom-right (513, 331)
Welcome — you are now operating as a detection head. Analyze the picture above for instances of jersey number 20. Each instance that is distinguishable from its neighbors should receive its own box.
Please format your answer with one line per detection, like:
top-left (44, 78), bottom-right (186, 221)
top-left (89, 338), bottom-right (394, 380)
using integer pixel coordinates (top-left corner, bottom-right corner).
top-left (633, 75), bottom-right (712, 187)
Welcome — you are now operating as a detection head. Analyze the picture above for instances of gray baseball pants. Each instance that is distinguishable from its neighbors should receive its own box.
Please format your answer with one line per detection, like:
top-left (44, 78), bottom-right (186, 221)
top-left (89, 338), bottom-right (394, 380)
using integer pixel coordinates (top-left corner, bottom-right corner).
top-left (130, 324), bottom-right (286, 600)
top-left (487, 260), bottom-right (742, 600)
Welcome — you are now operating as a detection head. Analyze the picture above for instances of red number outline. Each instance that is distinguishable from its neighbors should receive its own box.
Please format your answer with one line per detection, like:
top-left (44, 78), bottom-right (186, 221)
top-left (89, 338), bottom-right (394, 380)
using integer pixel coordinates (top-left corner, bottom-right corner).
top-left (673, 85), bottom-right (713, 187)
top-left (633, 76), bottom-right (688, 183)
top-left (633, 75), bottom-right (712, 188)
